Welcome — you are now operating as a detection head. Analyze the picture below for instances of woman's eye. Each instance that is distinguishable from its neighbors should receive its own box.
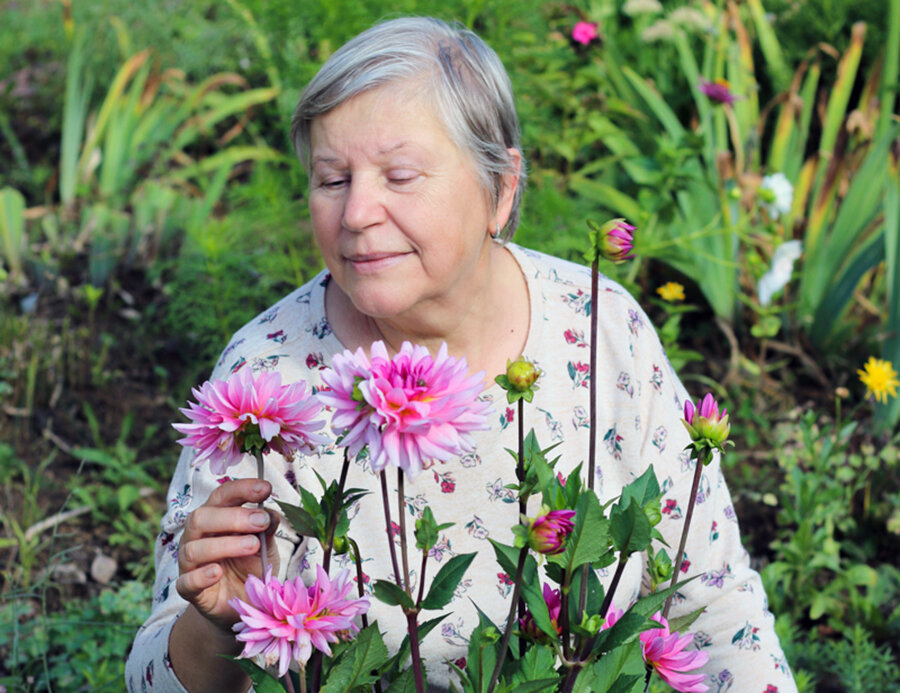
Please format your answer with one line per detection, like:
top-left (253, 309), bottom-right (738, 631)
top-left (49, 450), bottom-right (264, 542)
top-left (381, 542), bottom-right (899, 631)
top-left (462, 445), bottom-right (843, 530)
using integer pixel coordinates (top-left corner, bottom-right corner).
top-left (321, 178), bottom-right (348, 189)
top-left (388, 171), bottom-right (418, 184)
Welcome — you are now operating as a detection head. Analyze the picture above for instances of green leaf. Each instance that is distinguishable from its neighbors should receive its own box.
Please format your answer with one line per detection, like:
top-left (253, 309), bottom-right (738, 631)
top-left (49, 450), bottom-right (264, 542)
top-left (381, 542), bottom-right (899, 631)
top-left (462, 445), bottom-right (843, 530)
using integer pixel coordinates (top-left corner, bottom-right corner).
top-left (609, 498), bottom-right (652, 557)
top-left (466, 605), bottom-right (501, 693)
top-left (275, 500), bottom-right (319, 538)
top-left (320, 626), bottom-right (389, 693)
top-left (384, 668), bottom-right (417, 693)
top-left (226, 656), bottom-right (286, 693)
top-left (420, 553), bottom-right (476, 610)
top-left (619, 466), bottom-right (660, 509)
top-left (573, 639), bottom-right (643, 693)
top-left (668, 605), bottom-right (707, 634)
top-left (507, 644), bottom-right (557, 690)
top-left (549, 491), bottom-right (610, 570)
top-left (373, 580), bottom-right (415, 610)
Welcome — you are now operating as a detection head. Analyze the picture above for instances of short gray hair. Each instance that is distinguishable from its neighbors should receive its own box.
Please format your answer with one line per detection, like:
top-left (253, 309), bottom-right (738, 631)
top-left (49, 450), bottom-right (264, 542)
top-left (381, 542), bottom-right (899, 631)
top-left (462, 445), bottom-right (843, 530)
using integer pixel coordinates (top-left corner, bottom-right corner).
top-left (291, 16), bottom-right (526, 239)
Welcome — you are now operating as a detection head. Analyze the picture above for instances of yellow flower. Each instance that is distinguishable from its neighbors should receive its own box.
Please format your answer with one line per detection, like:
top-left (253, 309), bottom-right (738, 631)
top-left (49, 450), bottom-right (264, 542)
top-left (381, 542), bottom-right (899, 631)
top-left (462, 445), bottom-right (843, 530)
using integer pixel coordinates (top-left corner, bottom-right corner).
top-left (857, 357), bottom-right (899, 404)
top-left (656, 282), bottom-right (685, 302)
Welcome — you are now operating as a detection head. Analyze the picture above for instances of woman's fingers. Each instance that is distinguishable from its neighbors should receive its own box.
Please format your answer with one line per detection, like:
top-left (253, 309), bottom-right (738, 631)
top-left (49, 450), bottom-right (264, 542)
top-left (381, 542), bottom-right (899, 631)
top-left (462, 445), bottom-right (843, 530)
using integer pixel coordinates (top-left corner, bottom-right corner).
top-left (176, 563), bottom-right (222, 603)
top-left (207, 478), bottom-right (272, 508)
top-left (184, 505), bottom-right (271, 541)
top-left (180, 534), bottom-right (261, 569)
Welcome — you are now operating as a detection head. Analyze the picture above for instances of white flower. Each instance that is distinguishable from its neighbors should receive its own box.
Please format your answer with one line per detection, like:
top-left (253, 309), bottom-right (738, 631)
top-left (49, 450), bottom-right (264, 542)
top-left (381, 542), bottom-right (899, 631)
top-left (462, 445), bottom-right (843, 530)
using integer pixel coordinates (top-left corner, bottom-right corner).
top-left (670, 7), bottom-right (713, 33)
top-left (758, 240), bottom-right (803, 306)
top-left (623, 0), bottom-right (663, 16)
top-left (760, 172), bottom-right (794, 218)
top-left (641, 19), bottom-right (675, 43)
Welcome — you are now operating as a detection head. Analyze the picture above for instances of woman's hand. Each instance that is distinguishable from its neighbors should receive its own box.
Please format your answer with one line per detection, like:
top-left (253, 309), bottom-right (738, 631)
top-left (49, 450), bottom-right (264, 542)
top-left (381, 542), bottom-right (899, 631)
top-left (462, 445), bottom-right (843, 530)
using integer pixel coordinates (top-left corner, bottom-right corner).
top-left (175, 478), bottom-right (280, 634)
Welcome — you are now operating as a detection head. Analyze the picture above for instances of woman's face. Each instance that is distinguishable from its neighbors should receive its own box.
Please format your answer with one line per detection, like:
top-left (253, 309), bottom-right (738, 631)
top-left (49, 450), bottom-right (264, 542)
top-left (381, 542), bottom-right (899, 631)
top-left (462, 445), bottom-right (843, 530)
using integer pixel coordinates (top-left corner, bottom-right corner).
top-left (308, 87), bottom-right (498, 325)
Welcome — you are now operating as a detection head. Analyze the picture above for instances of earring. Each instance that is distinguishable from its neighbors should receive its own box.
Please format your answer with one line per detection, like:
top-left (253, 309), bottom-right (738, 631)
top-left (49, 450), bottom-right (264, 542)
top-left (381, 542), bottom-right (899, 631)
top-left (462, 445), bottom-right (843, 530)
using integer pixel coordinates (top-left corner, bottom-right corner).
top-left (490, 223), bottom-right (500, 239)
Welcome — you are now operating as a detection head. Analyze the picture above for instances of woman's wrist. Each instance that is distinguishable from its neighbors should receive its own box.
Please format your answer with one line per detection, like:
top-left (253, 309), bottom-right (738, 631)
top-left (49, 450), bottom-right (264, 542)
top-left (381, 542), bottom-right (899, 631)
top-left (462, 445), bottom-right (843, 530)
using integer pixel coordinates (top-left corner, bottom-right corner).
top-left (169, 605), bottom-right (248, 693)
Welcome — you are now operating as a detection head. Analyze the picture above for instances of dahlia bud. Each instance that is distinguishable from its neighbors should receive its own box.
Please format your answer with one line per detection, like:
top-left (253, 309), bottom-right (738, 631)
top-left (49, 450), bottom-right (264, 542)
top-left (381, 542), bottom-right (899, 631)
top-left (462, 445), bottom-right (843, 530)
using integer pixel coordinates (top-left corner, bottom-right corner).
top-left (526, 506), bottom-right (576, 555)
top-left (585, 218), bottom-right (636, 264)
top-left (682, 393), bottom-right (732, 464)
top-left (506, 357), bottom-right (540, 391)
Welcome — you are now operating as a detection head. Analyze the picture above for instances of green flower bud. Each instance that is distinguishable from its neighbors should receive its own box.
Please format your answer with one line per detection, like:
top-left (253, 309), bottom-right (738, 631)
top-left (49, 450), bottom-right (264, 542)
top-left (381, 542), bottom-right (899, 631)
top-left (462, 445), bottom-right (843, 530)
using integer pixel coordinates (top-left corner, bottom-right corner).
top-left (506, 358), bottom-right (540, 391)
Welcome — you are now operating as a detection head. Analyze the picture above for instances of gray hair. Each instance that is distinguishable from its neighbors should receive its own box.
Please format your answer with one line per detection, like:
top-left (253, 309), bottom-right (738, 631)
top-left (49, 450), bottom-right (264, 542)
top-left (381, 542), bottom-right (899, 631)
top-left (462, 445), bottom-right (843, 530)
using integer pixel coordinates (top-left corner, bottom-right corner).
top-left (291, 16), bottom-right (526, 239)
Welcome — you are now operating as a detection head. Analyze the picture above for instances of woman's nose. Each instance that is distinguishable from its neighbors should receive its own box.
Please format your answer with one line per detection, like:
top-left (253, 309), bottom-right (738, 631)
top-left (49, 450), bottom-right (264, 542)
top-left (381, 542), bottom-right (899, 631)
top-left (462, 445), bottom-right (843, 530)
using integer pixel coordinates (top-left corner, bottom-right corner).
top-left (341, 177), bottom-right (386, 232)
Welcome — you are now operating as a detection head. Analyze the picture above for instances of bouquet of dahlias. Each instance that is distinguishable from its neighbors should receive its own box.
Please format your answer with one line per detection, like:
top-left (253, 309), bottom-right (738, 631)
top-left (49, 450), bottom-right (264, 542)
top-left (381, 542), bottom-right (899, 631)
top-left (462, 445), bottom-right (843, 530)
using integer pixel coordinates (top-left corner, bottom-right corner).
top-left (174, 219), bottom-right (725, 693)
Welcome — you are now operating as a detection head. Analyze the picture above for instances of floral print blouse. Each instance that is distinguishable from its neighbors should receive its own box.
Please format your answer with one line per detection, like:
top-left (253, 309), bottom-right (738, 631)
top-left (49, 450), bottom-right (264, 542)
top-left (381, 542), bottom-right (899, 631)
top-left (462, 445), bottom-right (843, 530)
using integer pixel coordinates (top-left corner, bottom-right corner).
top-left (126, 244), bottom-right (797, 693)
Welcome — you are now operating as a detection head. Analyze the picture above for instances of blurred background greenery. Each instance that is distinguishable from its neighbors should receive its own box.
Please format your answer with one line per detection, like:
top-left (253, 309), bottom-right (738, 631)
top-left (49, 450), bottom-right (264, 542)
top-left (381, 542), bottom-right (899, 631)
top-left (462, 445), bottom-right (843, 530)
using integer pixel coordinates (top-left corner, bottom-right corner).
top-left (1, 0), bottom-right (898, 690)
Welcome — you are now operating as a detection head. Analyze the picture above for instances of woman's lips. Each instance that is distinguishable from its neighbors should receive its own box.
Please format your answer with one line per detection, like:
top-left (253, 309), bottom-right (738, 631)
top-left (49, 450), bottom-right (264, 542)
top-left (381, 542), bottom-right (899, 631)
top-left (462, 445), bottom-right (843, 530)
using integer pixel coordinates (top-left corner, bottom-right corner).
top-left (346, 252), bottom-right (409, 274)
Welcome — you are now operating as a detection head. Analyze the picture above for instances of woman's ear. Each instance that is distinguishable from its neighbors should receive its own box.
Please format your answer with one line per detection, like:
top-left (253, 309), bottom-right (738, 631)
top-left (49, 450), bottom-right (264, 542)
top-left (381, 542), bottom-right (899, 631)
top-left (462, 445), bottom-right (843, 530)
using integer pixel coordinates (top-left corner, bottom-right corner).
top-left (495, 148), bottom-right (522, 230)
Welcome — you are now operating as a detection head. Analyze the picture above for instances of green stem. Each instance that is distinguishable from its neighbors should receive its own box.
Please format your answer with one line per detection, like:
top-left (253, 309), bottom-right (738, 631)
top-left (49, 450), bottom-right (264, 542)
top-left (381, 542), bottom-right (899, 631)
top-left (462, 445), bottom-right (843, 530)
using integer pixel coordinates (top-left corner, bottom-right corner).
top-left (662, 452), bottom-right (705, 620)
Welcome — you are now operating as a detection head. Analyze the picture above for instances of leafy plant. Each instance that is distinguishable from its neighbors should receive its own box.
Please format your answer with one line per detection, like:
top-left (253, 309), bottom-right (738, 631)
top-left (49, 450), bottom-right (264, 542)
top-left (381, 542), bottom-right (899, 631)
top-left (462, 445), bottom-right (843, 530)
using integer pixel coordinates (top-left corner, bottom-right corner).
top-left (0, 580), bottom-right (152, 692)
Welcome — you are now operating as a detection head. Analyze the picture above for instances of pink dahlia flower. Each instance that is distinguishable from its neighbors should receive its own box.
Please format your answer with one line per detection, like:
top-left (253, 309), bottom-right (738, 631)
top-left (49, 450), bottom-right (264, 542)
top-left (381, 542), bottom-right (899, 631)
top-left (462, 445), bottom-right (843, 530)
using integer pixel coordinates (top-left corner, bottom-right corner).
top-left (572, 21), bottom-right (599, 45)
top-left (319, 341), bottom-right (492, 478)
top-left (230, 566), bottom-right (370, 677)
top-left (520, 583), bottom-right (562, 640)
top-left (683, 393), bottom-right (730, 446)
top-left (173, 368), bottom-right (328, 474)
top-left (699, 79), bottom-right (736, 106)
top-left (640, 612), bottom-right (709, 692)
top-left (601, 603), bottom-right (623, 630)
top-left (527, 507), bottom-right (576, 555)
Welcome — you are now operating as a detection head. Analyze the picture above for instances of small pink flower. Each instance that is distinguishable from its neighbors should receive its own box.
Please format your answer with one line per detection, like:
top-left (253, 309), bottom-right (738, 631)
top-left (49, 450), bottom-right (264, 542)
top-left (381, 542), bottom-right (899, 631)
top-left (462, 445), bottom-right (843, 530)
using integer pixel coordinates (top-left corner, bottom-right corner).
top-left (640, 612), bottom-right (709, 692)
top-left (230, 566), bottom-right (370, 677)
top-left (527, 507), bottom-right (576, 555)
top-left (572, 21), bottom-right (599, 45)
top-left (520, 583), bottom-right (562, 639)
top-left (683, 393), bottom-right (730, 446)
top-left (699, 79), bottom-right (736, 106)
top-left (319, 341), bottom-right (492, 478)
top-left (173, 368), bottom-right (328, 474)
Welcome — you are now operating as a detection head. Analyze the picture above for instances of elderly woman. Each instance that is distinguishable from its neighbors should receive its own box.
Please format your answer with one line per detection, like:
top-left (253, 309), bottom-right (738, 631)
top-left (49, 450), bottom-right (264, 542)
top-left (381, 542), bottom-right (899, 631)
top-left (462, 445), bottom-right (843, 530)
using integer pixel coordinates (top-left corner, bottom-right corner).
top-left (127, 16), bottom-right (797, 693)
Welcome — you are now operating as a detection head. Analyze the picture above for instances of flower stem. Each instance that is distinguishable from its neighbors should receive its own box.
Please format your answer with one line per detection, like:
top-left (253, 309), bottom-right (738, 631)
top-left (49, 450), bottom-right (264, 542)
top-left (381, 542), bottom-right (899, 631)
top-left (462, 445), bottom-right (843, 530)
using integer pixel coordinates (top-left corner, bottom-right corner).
top-left (561, 553), bottom-right (629, 693)
top-left (397, 470), bottom-right (411, 594)
top-left (284, 671), bottom-right (296, 693)
top-left (254, 450), bottom-right (269, 577)
top-left (578, 257), bottom-right (600, 622)
top-left (348, 537), bottom-right (369, 630)
top-left (299, 666), bottom-right (307, 693)
top-left (406, 612), bottom-right (427, 693)
top-left (379, 472), bottom-right (403, 590)
top-left (516, 396), bottom-right (526, 656)
top-left (322, 448), bottom-right (351, 573)
top-left (662, 455), bottom-right (704, 620)
top-left (486, 546), bottom-right (528, 693)
top-left (396, 470), bottom-right (425, 693)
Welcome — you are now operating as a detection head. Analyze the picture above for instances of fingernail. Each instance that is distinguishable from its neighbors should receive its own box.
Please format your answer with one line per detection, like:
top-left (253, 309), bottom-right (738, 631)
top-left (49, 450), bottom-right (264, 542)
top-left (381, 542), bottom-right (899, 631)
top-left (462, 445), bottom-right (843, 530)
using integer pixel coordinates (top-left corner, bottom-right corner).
top-left (241, 535), bottom-right (258, 549)
top-left (205, 565), bottom-right (218, 578)
top-left (250, 512), bottom-right (269, 528)
top-left (253, 481), bottom-right (266, 494)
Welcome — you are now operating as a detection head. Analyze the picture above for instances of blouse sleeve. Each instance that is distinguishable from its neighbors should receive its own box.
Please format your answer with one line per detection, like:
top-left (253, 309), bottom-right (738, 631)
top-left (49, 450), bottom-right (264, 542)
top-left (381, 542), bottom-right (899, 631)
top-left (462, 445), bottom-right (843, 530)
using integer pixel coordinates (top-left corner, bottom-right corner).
top-left (631, 307), bottom-right (797, 693)
top-left (125, 445), bottom-right (203, 693)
